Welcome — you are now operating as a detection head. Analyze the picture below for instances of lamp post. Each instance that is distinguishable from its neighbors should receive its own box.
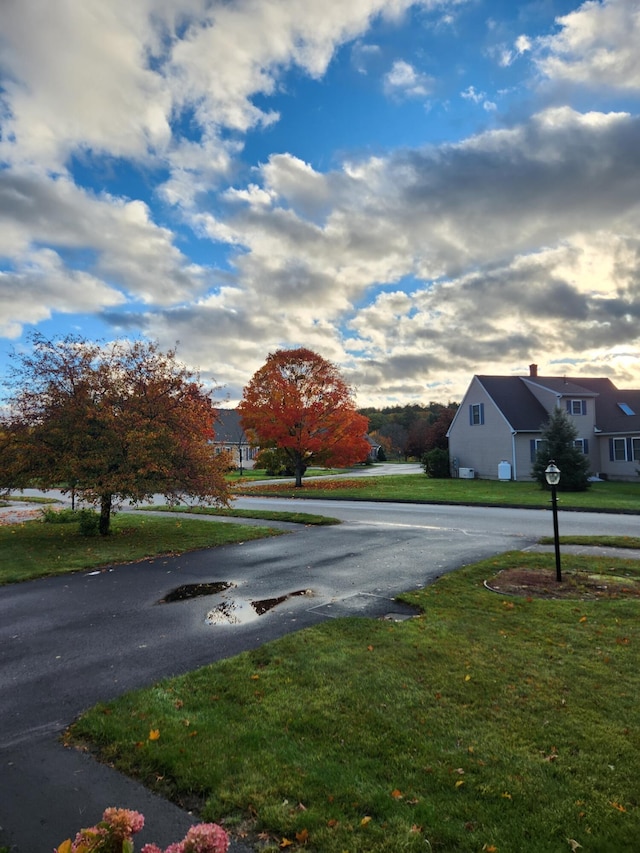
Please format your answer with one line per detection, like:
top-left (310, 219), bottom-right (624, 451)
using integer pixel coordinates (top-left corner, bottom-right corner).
top-left (545, 460), bottom-right (562, 582)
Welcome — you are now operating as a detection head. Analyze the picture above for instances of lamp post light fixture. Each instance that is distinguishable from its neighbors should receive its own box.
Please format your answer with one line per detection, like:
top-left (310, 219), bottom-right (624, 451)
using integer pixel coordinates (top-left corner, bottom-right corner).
top-left (544, 460), bottom-right (562, 582)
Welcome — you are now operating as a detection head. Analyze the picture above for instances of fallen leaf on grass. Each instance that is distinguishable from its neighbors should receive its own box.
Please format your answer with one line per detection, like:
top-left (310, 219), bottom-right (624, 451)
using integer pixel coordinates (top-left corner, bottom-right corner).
top-left (391, 789), bottom-right (403, 799)
top-left (148, 729), bottom-right (160, 741)
top-left (610, 801), bottom-right (626, 812)
top-left (360, 816), bottom-right (372, 826)
top-left (296, 828), bottom-right (309, 843)
top-left (567, 840), bottom-right (582, 851)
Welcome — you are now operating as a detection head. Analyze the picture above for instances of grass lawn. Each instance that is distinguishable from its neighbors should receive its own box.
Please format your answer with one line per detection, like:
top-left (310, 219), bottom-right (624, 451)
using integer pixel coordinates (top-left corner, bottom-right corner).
top-left (0, 514), bottom-right (285, 585)
top-left (70, 551), bottom-right (640, 853)
top-left (225, 468), bottom-right (342, 482)
top-left (232, 473), bottom-right (640, 513)
top-left (138, 505), bottom-right (340, 526)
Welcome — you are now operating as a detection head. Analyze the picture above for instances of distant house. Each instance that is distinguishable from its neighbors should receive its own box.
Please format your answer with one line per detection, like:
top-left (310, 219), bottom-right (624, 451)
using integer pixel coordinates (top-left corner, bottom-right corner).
top-left (364, 434), bottom-right (382, 462)
top-left (214, 408), bottom-right (380, 470)
top-left (447, 365), bottom-right (640, 482)
top-left (213, 409), bottom-right (259, 470)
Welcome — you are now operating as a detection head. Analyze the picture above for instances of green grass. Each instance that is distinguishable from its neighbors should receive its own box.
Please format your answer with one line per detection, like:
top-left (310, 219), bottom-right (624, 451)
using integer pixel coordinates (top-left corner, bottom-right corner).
top-left (0, 514), bottom-right (285, 585)
top-left (70, 551), bottom-right (640, 852)
top-left (545, 535), bottom-right (640, 549)
top-left (224, 467), bottom-right (343, 481)
top-left (138, 505), bottom-right (341, 525)
top-left (233, 474), bottom-right (640, 512)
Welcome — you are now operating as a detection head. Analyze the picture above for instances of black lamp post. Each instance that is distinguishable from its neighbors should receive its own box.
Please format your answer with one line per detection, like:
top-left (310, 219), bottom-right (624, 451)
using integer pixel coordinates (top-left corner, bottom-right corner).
top-left (545, 460), bottom-right (562, 582)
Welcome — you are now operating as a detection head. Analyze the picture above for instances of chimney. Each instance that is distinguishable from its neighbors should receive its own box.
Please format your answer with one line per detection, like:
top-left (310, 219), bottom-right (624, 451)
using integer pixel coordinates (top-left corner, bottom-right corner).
top-left (529, 364), bottom-right (538, 378)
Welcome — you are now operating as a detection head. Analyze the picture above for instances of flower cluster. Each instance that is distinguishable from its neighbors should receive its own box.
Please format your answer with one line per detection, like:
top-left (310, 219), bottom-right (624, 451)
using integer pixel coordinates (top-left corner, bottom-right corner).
top-left (142, 822), bottom-right (229, 853)
top-left (55, 808), bottom-right (228, 853)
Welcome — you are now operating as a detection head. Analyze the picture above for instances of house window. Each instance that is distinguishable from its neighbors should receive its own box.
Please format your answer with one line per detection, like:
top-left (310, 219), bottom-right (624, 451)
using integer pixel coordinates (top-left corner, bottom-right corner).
top-left (530, 438), bottom-right (549, 462)
top-left (566, 399), bottom-right (587, 415)
top-left (573, 439), bottom-right (589, 454)
top-left (610, 437), bottom-right (640, 462)
top-left (469, 403), bottom-right (484, 425)
top-left (611, 438), bottom-right (627, 461)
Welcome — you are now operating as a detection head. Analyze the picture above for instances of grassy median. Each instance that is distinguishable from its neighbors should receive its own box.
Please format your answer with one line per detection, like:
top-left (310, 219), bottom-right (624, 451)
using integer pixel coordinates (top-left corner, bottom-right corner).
top-left (0, 513), bottom-right (286, 585)
top-left (70, 550), bottom-right (640, 852)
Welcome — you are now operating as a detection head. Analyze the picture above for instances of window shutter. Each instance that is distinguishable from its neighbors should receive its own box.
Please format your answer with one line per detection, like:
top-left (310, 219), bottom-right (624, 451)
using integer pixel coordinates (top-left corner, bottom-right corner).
top-left (583, 439), bottom-right (589, 454)
top-left (469, 405), bottom-right (473, 425)
top-left (609, 438), bottom-right (614, 461)
top-left (530, 439), bottom-right (537, 463)
top-left (627, 437), bottom-right (633, 461)
top-left (581, 400), bottom-right (587, 415)
top-left (480, 403), bottom-right (485, 425)
top-left (566, 400), bottom-right (571, 414)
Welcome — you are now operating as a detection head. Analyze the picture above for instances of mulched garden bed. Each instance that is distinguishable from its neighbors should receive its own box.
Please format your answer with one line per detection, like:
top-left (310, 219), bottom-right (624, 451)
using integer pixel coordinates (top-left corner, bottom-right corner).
top-left (485, 567), bottom-right (640, 600)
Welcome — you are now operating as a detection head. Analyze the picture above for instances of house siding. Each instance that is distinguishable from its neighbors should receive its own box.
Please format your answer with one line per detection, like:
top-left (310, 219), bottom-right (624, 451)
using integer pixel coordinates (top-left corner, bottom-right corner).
top-left (448, 378), bottom-right (514, 479)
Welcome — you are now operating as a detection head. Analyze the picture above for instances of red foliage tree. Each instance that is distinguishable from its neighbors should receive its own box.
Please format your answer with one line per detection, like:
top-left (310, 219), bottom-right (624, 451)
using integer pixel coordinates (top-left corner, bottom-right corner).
top-left (0, 334), bottom-right (230, 534)
top-left (238, 348), bottom-right (370, 487)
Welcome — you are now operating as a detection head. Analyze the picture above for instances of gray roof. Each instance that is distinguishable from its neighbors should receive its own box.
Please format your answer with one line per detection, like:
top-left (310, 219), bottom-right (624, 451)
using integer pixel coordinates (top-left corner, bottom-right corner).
top-left (213, 409), bottom-right (247, 443)
top-left (476, 375), bottom-right (640, 434)
top-left (476, 376), bottom-right (548, 431)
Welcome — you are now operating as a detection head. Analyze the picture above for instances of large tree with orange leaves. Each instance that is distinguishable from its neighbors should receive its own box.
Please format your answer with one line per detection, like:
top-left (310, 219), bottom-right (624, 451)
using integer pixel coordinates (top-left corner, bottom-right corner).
top-left (238, 348), bottom-right (370, 487)
top-left (0, 334), bottom-right (230, 534)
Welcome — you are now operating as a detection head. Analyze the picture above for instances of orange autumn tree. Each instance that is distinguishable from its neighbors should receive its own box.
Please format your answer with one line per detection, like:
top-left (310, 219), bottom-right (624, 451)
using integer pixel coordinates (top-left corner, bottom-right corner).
top-left (0, 334), bottom-right (230, 534)
top-left (238, 348), bottom-right (370, 487)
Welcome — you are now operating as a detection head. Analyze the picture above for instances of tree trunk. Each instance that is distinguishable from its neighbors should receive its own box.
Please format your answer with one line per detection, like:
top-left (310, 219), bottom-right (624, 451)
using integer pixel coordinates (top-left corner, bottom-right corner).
top-left (99, 493), bottom-right (112, 536)
top-left (294, 454), bottom-right (304, 488)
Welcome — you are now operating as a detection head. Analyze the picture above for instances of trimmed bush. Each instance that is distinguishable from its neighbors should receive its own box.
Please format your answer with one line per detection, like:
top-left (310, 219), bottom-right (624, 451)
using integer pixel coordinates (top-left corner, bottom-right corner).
top-left (421, 448), bottom-right (450, 478)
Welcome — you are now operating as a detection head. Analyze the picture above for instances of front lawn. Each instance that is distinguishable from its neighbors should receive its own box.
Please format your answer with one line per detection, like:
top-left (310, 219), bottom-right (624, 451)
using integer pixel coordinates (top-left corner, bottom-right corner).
top-left (70, 551), bottom-right (640, 852)
top-left (232, 474), bottom-right (640, 512)
top-left (0, 514), bottom-right (285, 585)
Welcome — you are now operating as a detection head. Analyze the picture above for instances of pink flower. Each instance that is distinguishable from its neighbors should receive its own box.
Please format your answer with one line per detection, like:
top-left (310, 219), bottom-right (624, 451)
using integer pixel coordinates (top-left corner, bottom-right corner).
top-left (102, 807), bottom-right (145, 837)
top-left (72, 825), bottom-right (108, 851)
top-left (182, 823), bottom-right (229, 853)
top-left (141, 846), bottom-right (164, 853)
top-left (164, 844), bottom-right (185, 853)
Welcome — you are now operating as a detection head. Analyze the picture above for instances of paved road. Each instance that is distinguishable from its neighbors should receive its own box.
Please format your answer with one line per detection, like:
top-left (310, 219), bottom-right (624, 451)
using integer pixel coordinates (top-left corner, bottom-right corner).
top-left (1, 498), bottom-right (637, 850)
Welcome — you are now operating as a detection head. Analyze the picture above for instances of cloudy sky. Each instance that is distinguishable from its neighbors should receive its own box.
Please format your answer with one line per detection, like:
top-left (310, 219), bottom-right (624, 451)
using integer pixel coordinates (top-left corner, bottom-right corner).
top-left (1, 0), bottom-right (639, 407)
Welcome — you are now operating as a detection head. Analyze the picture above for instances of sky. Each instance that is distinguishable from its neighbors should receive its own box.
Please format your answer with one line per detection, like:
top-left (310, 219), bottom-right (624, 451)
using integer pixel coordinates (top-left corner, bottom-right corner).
top-left (1, 0), bottom-right (640, 408)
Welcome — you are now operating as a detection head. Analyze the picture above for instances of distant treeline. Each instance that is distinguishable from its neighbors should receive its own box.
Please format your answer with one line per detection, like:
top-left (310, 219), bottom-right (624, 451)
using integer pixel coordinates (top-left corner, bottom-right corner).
top-left (358, 402), bottom-right (459, 460)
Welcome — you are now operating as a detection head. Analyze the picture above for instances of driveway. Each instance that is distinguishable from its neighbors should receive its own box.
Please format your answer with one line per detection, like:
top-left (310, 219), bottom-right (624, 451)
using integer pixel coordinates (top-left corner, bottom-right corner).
top-left (1, 498), bottom-right (636, 850)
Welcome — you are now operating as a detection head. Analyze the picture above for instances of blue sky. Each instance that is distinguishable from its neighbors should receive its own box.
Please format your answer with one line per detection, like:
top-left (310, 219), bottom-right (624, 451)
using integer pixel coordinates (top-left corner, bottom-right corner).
top-left (1, 0), bottom-right (640, 406)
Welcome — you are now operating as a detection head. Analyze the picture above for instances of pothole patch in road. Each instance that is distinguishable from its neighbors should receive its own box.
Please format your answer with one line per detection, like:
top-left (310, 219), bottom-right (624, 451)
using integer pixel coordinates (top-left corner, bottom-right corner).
top-left (206, 588), bottom-right (314, 625)
top-left (157, 581), bottom-right (234, 603)
top-left (156, 581), bottom-right (315, 624)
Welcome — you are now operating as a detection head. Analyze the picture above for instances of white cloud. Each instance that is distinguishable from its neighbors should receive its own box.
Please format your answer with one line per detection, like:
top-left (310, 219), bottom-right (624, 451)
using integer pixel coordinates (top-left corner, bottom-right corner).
top-left (535, 0), bottom-right (640, 91)
top-left (0, 169), bottom-right (211, 321)
top-left (383, 60), bottom-right (433, 98)
top-left (170, 105), bottom-right (640, 404)
top-left (0, 249), bottom-right (126, 338)
top-left (2, 0), bottom-right (640, 405)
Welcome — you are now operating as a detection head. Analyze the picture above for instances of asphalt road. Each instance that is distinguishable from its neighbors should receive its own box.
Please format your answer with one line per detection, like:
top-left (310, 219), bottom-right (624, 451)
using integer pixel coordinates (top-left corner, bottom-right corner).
top-left (1, 497), bottom-right (637, 850)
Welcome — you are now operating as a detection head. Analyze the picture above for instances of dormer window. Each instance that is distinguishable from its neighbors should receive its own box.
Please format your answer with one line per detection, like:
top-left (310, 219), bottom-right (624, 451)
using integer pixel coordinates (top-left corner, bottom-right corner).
top-left (566, 399), bottom-right (586, 415)
top-left (617, 402), bottom-right (636, 416)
